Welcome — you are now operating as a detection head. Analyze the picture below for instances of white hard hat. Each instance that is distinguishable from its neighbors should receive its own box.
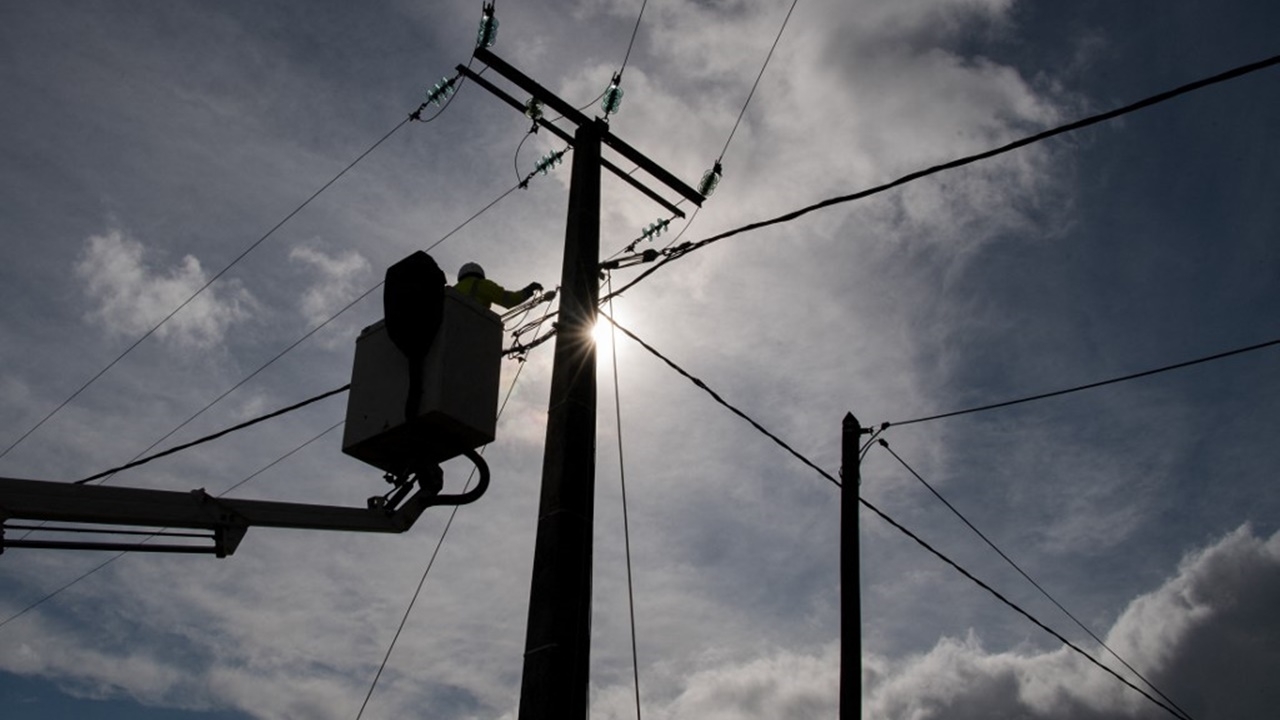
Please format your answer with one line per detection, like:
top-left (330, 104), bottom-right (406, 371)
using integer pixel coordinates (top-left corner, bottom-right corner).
top-left (458, 262), bottom-right (485, 280)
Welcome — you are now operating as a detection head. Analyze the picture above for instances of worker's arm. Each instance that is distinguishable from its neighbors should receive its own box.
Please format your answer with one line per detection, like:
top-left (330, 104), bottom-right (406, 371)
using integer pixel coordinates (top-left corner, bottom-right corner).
top-left (471, 277), bottom-right (541, 309)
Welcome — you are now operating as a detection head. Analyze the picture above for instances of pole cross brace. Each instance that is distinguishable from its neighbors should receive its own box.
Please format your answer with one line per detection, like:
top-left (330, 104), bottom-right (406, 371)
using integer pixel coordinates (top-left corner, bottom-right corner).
top-left (465, 48), bottom-right (705, 209)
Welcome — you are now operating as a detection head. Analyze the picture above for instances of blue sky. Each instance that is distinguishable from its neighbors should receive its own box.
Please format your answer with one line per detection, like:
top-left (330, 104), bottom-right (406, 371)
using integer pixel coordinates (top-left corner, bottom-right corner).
top-left (1, 1), bottom-right (1278, 718)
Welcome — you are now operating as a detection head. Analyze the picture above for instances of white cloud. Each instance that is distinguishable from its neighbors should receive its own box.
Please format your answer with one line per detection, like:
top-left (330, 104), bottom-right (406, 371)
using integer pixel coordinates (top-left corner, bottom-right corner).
top-left (545, 520), bottom-right (1280, 717)
top-left (860, 523), bottom-right (1280, 719)
top-left (74, 230), bottom-right (258, 350)
top-left (577, 524), bottom-right (1280, 720)
top-left (288, 243), bottom-right (373, 327)
top-left (654, 647), bottom-right (838, 720)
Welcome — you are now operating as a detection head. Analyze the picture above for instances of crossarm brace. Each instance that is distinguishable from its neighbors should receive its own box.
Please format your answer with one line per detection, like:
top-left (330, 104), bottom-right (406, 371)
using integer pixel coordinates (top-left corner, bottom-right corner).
top-left (457, 65), bottom-right (687, 219)
top-left (470, 48), bottom-right (705, 207)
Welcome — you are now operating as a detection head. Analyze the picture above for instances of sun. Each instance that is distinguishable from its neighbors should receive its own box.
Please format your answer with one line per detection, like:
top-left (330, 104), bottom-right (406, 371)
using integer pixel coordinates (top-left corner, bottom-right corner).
top-left (590, 316), bottom-right (614, 348)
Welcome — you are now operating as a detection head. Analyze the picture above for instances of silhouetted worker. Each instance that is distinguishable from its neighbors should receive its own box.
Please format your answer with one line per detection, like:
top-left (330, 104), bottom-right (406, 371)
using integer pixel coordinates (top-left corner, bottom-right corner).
top-left (383, 251), bottom-right (446, 425)
top-left (454, 262), bottom-right (543, 310)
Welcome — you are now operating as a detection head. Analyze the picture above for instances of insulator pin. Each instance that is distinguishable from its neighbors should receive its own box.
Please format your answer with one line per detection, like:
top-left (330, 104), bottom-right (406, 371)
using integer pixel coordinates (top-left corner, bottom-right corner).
top-left (426, 76), bottom-right (457, 106)
top-left (698, 161), bottom-right (723, 197)
top-left (641, 217), bottom-right (670, 241)
top-left (601, 73), bottom-right (624, 115)
top-left (477, 3), bottom-right (499, 48)
top-left (534, 149), bottom-right (566, 175)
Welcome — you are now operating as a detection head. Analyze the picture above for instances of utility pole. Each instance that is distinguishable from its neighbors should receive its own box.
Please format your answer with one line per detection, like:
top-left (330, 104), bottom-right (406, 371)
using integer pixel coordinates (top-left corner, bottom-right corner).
top-left (841, 412), bottom-right (864, 719)
top-left (459, 48), bottom-right (703, 719)
top-left (518, 118), bottom-right (602, 718)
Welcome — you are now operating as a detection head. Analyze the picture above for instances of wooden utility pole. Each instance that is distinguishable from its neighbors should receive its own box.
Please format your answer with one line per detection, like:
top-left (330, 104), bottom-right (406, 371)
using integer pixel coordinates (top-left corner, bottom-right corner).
top-left (841, 412), bottom-right (864, 719)
top-left (459, 48), bottom-right (703, 719)
top-left (518, 118), bottom-right (603, 718)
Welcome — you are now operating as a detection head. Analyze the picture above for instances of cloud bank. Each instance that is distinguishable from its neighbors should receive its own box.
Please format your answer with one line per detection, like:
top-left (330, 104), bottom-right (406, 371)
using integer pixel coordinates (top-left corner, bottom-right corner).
top-left (600, 524), bottom-right (1279, 720)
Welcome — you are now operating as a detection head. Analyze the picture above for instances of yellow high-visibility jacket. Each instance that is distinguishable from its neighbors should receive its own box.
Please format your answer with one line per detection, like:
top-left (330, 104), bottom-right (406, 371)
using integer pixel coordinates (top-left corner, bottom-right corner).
top-left (454, 276), bottom-right (532, 310)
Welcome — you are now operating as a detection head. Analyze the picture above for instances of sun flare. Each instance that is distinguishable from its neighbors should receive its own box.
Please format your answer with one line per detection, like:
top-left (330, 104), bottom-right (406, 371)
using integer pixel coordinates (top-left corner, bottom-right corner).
top-left (590, 317), bottom-right (614, 347)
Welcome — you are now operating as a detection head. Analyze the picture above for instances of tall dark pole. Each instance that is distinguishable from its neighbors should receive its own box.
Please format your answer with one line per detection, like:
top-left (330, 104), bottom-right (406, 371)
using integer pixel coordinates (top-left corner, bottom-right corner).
top-left (517, 119), bottom-right (603, 720)
top-left (462, 48), bottom-right (699, 718)
top-left (840, 412), bottom-right (863, 719)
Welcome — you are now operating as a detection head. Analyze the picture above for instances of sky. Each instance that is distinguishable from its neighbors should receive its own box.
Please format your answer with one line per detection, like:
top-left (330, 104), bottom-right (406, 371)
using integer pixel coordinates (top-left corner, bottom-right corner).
top-left (1, 1), bottom-right (1278, 719)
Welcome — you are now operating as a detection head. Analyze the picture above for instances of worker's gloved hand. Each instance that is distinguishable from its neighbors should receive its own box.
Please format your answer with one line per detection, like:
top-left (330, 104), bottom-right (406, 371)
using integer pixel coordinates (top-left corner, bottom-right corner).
top-left (523, 282), bottom-right (543, 294)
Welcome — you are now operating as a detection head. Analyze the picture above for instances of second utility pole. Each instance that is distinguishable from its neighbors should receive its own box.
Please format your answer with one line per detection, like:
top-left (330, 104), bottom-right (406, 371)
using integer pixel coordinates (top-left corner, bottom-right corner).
top-left (841, 412), bottom-right (864, 719)
top-left (518, 119), bottom-right (603, 719)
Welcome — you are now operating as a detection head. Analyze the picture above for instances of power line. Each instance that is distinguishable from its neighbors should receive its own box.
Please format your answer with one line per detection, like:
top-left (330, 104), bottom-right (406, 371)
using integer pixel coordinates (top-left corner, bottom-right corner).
top-left (0, 118), bottom-right (411, 463)
top-left (1, 50), bottom-right (489, 466)
top-left (600, 310), bottom-right (837, 487)
top-left (886, 336), bottom-right (1280, 428)
top-left (216, 420), bottom-right (346, 499)
top-left (353, 467), bottom-right (484, 720)
top-left (855, 492), bottom-right (1187, 720)
top-left (717, 0), bottom-right (800, 163)
top-left (76, 208), bottom-right (570, 486)
top-left (75, 385), bottom-right (350, 485)
top-left (514, 129), bottom-right (537, 183)
top-left (604, 313), bottom-right (1187, 720)
top-left (659, 206), bottom-right (700, 252)
top-left (603, 51), bottom-right (1280, 302)
top-left (618, 0), bottom-right (649, 79)
top-left (521, 50), bottom-right (1280, 350)
top-left (876, 440), bottom-right (1195, 720)
top-left (0, 420), bottom-right (344, 631)
top-left (603, 284), bottom-right (644, 720)
top-left (427, 178), bottom-right (526, 254)
top-left (614, 0), bottom-right (793, 260)
top-left (590, 0), bottom-right (654, 123)
top-left (0, 554), bottom-right (120, 633)
top-left (82, 173), bottom-right (530, 491)
top-left (4, 278), bottom-right (553, 628)
top-left (354, 302), bottom-right (547, 719)
top-left (92, 284), bottom-right (382, 485)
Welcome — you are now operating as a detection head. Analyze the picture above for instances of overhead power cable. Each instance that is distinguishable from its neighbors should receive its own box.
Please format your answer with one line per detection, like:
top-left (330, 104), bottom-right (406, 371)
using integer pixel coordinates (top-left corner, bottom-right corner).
top-left (84, 173), bottom-right (531, 489)
top-left (518, 87), bottom-right (610, 179)
top-left (354, 303), bottom-right (548, 719)
top-left (0, 421), bottom-right (344, 632)
top-left (74, 385), bottom-right (350, 485)
top-left (603, 51), bottom-right (1280, 301)
top-left (886, 336), bottom-right (1280, 428)
top-left (855, 491), bottom-right (1186, 720)
top-left (91, 284), bottom-right (381, 486)
top-left (0, 57), bottom-right (490, 464)
top-left (0, 118), bottom-right (410, 463)
top-left (618, 0), bottom-right (649, 79)
top-left (602, 287), bottom-right (645, 720)
top-left (618, 0), bottom-right (794, 259)
top-left (599, 310), bottom-right (837, 488)
top-left (604, 314), bottom-right (1191, 720)
top-left (514, 130), bottom-right (537, 183)
top-left (877, 440), bottom-right (1195, 720)
top-left (0, 556), bottom-right (117, 633)
top-left (717, 0), bottom-right (800, 164)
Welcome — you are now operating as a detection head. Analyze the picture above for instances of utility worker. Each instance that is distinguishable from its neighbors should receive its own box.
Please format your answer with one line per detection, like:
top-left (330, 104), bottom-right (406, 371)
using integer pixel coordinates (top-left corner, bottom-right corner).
top-left (454, 262), bottom-right (543, 310)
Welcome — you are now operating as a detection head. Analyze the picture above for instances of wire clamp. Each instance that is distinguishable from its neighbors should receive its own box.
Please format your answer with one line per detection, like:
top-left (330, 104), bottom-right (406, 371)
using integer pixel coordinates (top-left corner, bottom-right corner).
top-left (599, 248), bottom-right (658, 271)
